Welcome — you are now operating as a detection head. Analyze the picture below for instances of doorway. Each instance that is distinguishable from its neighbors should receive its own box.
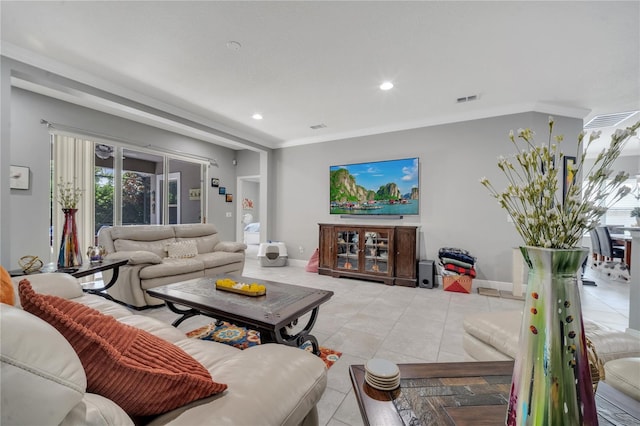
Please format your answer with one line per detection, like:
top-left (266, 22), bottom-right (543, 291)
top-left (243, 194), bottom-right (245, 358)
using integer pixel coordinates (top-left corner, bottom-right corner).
top-left (236, 175), bottom-right (261, 244)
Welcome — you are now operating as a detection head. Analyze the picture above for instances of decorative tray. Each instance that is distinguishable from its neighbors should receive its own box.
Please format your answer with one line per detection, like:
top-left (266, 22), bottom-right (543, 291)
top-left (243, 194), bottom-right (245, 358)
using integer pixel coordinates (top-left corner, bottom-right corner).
top-left (215, 279), bottom-right (266, 297)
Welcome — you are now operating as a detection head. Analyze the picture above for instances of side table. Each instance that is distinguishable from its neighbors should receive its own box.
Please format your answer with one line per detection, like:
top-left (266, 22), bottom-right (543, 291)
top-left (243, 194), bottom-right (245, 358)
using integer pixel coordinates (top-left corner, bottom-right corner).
top-left (10, 259), bottom-right (128, 302)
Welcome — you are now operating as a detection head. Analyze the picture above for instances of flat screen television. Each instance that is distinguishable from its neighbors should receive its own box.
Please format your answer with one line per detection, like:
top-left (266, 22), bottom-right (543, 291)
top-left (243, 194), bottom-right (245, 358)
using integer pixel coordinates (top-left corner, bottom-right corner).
top-left (330, 157), bottom-right (419, 216)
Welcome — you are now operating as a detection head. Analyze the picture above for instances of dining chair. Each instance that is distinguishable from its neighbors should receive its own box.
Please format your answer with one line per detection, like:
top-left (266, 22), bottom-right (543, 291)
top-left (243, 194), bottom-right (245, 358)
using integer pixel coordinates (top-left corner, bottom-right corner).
top-left (595, 226), bottom-right (625, 262)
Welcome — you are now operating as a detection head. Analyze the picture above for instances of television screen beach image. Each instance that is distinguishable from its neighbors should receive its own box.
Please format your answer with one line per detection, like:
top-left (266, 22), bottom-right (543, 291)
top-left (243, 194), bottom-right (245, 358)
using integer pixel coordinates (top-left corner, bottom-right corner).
top-left (330, 157), bottom-right (419, 215)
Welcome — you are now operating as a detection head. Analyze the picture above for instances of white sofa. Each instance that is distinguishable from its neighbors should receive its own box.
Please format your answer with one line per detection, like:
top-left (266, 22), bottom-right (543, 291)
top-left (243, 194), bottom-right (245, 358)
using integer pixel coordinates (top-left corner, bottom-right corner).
top-left (1, 273), bottom-right (327, 425)
top-left (463, 310), bottom-right (640, 400)
top-left (98, 224), bottom-right (246, 308)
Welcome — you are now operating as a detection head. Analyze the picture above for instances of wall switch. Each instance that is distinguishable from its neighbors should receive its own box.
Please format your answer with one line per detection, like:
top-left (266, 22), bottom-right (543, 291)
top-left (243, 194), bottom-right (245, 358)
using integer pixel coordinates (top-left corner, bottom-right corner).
top-left (226, 212), bottom-right (232, 217)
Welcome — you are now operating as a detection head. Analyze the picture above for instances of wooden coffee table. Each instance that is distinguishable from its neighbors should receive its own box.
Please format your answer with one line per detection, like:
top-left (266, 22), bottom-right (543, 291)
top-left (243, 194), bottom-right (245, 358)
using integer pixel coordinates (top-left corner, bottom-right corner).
top-left (350, 361), bottom-right (640, 425)
top-left (146, 276), bottom-right (333, 355)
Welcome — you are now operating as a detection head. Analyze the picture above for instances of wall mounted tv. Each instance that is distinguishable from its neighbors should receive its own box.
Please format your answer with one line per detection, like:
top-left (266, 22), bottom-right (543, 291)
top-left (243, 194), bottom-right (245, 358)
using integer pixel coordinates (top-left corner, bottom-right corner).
top-left (330, 157), bottom-right (419, 216)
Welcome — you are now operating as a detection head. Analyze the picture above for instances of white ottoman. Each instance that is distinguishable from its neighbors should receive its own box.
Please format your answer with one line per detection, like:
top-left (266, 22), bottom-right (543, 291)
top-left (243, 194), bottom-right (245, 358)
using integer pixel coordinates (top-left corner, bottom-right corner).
top-left (604, 357), bottom-right (640, 401)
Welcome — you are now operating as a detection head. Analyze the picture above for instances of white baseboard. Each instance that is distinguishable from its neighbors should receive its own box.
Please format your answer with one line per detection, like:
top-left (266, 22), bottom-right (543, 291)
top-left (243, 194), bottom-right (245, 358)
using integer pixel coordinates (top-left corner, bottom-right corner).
top-left (280, 262), bottom-right (518, 294)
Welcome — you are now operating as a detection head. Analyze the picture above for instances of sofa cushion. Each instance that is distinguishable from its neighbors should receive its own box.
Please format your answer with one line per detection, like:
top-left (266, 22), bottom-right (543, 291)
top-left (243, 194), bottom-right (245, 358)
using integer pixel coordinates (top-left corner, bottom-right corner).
top-left (139, 257), bottom-right (204, 279)
top-left (61, 393), bottom-right (134, 426)
top-left (173, 223), bottom-right (218, 238)
top-left (196, 252), bottom-right (245, 269)
top-left (147, 344), bottom-right (327, 426)
top-left (111, 226), bottom-right (176, 241)
top-left (215, 240), bottom-right (248, 253)
top-left (463, 310), bottom-right (522, 359)
top-left (106, 250), bottom-right (163, 265)
top-left (19, 280), bottom-right (227, 417)
top-left (1, 304), bottom-right (87, 426)
top-left (11, 272), bottom-right (84, 308)
top-left (114, 237), bottom-right (176, 258)
top-left (178, 234), bottom-right (219, 254)
top-left (604, 357), bottom-right (640, 401)
top-left (167, 240), bottom-right (198, 259)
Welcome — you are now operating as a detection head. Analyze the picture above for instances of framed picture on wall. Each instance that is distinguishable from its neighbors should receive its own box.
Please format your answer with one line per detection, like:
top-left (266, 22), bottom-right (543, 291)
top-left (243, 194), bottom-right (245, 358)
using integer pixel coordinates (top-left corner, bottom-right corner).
top-left (10, 165), bottom-right (30, 190)
top-left (211, 178), bottom-right (220, 187)
top-left (563, 156), bottom-right (576, 203)
top-left (226, 194), bottom-right (233, 203)
top-left (219, 187), bottom-right (226, 195)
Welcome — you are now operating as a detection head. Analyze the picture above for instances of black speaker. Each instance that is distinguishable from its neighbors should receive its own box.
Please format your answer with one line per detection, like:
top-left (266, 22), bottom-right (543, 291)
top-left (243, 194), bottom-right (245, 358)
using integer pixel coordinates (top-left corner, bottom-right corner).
top-left (418, 260), bottom-right (435, 289)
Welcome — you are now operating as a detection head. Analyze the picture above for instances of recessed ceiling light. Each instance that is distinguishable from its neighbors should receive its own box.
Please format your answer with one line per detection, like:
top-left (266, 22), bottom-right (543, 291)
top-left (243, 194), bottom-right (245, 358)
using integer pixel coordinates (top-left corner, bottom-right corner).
top-left (379, 81), bottom-right (394, 91)
top-left (252, 113), bottom-right (263, 120)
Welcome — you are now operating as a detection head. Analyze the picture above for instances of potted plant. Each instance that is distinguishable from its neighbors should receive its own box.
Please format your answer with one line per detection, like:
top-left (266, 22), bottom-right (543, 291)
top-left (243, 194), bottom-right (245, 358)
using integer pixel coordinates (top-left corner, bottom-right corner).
top-left (632, 207), bottom-right (640, 226)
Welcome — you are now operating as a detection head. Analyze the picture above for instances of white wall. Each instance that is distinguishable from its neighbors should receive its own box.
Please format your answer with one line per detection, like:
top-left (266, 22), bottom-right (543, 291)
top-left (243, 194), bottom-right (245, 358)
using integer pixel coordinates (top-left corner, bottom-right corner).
top-left (5, 87), bottom-right (240, 268)
top-left (6, 60), bottom-right (634, 285)
top-left (271, 112), bottom-right (584, 283)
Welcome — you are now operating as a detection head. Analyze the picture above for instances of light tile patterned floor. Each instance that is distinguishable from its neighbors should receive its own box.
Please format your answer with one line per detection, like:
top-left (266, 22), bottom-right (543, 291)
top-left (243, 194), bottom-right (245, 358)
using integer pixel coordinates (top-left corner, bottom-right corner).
top-left (140, 246), bottom-right (631, 426)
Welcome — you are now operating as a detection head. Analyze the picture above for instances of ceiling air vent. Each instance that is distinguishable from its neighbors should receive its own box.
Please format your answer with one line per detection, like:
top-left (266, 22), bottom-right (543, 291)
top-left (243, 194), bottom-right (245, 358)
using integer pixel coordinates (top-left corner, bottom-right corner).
top-left (584, 111), bottom-right (638, 129)
top-left (310, 123), bottom-right (327, 130)
top-left (456, 94), bottom-right (478, 103)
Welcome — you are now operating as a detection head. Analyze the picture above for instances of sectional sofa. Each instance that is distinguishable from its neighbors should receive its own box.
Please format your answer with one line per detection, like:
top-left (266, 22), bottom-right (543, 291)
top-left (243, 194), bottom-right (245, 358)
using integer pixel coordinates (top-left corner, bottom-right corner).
top-left (1, 272), bottom-right (327, 425)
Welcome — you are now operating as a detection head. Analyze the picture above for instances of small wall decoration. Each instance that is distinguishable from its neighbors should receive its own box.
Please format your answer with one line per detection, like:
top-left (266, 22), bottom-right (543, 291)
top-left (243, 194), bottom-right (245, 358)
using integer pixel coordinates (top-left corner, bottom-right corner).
top-left (211, 178), bottom-right (220, 187)
top-left (188, 188), bottom-right (201, 200)
top-left (563, 156), bottom-right (576, 203)
top-left (218, 187), bottom-right (226, 195)
top-left (226, 194), bottom-right (233, 203)
top-left (10, 165), bottom-right (30, 190)
top-left (242, 198), bottom-right (254, 210)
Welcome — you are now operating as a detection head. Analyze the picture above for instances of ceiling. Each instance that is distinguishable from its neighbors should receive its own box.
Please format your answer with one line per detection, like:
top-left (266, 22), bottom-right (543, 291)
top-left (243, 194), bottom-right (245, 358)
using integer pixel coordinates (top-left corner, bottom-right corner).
top-left (1, 1), bottom-right (639, 155)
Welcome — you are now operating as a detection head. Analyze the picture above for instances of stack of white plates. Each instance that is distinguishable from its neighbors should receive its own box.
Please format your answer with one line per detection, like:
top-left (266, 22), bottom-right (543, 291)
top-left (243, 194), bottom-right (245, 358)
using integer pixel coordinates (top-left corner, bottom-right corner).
top-left (365, 358), bottom-right (400, 390)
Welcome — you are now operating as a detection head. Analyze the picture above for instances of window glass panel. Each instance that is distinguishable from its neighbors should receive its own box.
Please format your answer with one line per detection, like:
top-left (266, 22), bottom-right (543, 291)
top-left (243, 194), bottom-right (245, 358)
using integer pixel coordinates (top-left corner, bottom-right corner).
top-left (122, 149), bottom-right (163, 225)
top-left (585, 176), bottom-right (640, 227)
top-left (94, 143), bottom-right (115, 239)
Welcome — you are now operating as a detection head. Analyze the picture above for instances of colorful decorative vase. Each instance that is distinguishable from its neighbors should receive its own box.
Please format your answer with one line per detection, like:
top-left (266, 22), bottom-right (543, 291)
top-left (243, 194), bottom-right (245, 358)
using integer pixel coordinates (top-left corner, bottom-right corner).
top-left (506, 246), bottom-right (597, 425)
top-left (57, 208), bottom-right (82, 268)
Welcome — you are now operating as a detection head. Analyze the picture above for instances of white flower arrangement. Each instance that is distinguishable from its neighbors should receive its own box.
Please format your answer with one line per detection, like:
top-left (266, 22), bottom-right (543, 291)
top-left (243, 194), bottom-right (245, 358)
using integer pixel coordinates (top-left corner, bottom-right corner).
top-left (57, 178), bottom-right (83, 209)
top-left (480, 117), bottom-right (640, 249)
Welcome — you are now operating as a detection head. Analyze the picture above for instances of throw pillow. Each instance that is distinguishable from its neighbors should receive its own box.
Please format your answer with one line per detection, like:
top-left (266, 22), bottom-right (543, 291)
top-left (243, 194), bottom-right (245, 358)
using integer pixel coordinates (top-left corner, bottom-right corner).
top-left (18, 279), bottom-right (226, 417)
top-left (166, 240), bottom-right (198, 259)
top-left (0, 265), bottom-right (15, 305)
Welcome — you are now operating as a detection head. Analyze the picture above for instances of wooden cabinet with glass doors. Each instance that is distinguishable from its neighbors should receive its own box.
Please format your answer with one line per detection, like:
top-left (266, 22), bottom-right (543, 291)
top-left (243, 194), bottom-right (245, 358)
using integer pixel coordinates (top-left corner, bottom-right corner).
top-left (318, 224), bottom-right (417, 287)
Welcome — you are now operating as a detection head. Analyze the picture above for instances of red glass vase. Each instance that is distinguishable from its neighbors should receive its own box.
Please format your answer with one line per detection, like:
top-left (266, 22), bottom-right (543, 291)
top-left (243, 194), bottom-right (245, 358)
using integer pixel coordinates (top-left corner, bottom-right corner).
top-left (57, 208), bottom-right (82, 268)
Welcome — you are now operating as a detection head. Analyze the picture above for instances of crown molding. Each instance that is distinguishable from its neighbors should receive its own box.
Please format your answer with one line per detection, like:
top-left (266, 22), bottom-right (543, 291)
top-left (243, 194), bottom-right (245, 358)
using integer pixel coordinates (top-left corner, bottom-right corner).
top-left (280, 102), bottom-right (591, 148)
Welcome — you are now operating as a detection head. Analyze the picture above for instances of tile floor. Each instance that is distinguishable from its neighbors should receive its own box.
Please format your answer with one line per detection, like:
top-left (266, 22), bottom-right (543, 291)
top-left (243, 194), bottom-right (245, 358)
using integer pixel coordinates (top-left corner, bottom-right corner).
top-left (139, 247), bottom-right (632, 426)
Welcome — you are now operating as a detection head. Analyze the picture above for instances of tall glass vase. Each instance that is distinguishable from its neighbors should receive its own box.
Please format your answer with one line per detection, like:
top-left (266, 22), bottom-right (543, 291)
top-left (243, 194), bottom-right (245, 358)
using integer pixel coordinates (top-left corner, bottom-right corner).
top-left (506, 246), bottom-right (597, 425)
top-left (57, 208), bottom-right (82, 268)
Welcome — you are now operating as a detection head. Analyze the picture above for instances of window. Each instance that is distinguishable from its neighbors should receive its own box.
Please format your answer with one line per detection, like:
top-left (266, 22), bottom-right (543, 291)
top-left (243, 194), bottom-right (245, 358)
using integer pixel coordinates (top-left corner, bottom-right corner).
top-left (50, 135), bottom-right (206, 261)
top-left (592, 176), bottom-right (640, 227)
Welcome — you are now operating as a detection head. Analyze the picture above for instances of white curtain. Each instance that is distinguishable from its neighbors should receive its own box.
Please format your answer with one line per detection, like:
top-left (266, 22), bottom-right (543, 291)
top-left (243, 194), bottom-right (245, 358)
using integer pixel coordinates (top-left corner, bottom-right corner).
top-left (52, 134), bottom-right (95, 264)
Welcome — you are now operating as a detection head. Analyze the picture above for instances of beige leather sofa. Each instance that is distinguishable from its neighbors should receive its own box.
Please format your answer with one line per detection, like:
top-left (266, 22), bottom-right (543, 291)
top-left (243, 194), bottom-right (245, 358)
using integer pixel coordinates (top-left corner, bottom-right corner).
top-left (2, 273), bottom-right (327, 425)
top-left (98, 224), bottom-right (246, 308)
top-left (463, 310), bottom-right (640, 400)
